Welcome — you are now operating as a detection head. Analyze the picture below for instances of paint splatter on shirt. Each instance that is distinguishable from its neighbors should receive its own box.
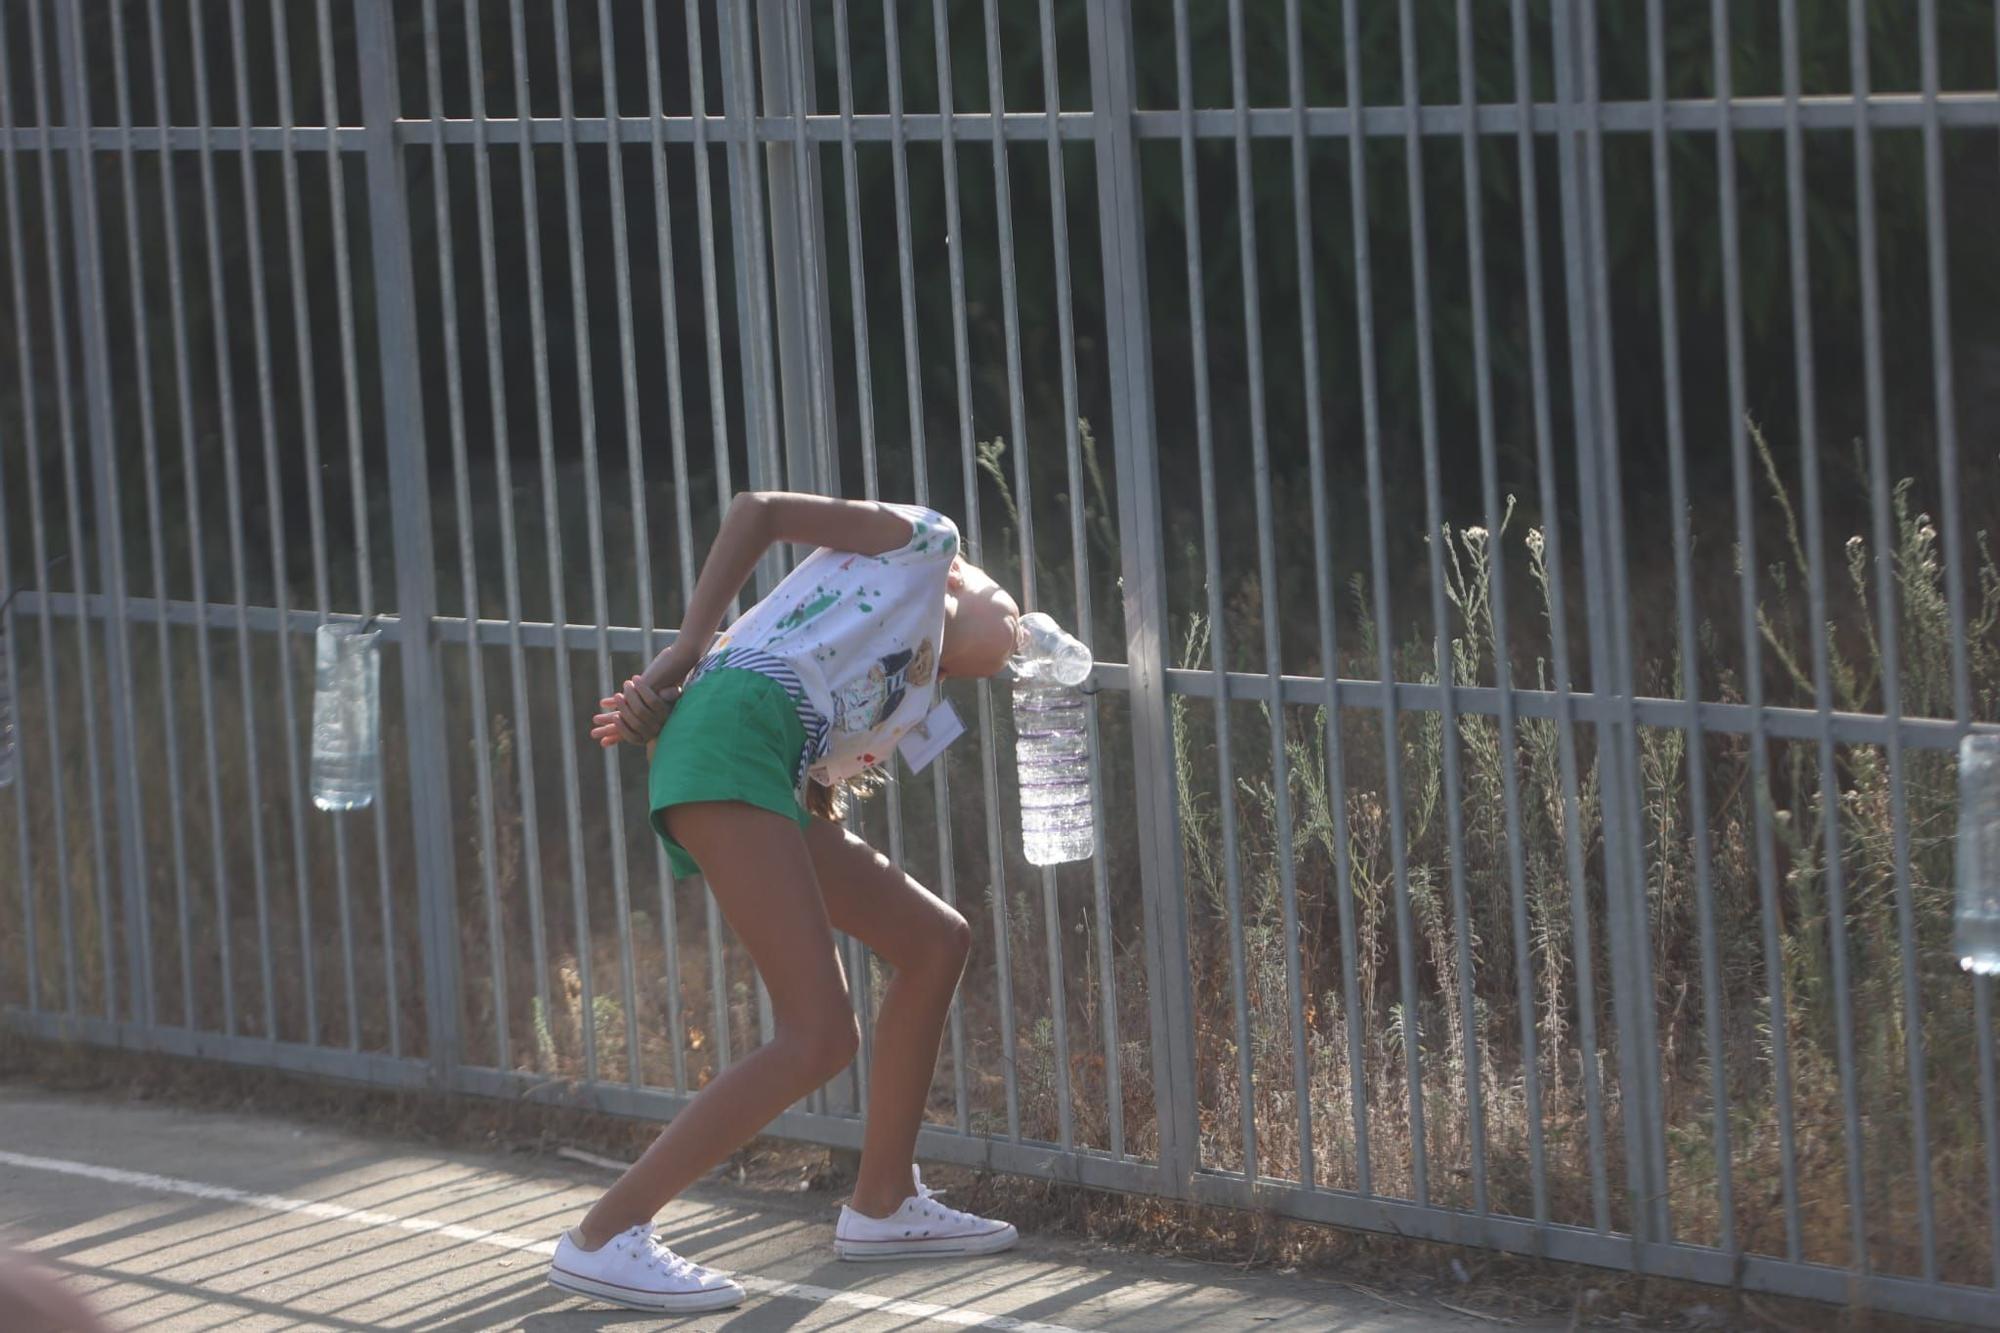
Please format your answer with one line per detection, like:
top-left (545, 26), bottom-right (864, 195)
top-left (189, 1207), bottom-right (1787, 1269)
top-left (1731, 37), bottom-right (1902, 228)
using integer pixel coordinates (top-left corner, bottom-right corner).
top-left (707, 503), bottom-right (957, 785)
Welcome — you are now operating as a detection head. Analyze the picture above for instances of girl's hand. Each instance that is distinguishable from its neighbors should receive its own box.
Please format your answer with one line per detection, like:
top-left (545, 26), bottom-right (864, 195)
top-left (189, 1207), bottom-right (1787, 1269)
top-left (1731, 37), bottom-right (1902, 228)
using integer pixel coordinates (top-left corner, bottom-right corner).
top-left (639, 641), bottom-right (698, 697)
top-left (591, 675), bottom-right (677, 749)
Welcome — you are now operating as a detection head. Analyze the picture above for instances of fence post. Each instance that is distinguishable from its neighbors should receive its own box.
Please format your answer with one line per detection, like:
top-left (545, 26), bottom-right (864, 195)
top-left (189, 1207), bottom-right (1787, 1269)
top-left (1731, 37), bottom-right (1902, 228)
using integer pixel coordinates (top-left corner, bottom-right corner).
top-left (751, 2), bottom-right (860, 1127)
top-left (715, 3), bottom-right (788, 601)
top-left (1551, 0), bottom-right (1669, 1244)
top-left (356, 0), bottom-right (461, 1083)
top-left (54, 1), bottom-right (152, 1027)
top-left (754, 1), bottom-right (839, 499)
top-left (1086, 0), bottom-right (1200, 1197)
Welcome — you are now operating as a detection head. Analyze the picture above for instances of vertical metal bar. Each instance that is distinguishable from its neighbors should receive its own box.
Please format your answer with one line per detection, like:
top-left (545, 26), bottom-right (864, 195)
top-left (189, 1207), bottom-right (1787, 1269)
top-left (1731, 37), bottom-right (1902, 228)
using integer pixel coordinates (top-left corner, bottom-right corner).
top-left (1908, 0), bottom-right (1955, 1278)
top-left (1984, 6), bottom-right (2000, 1288)
top-left (53, 0), bottom-right (145, 1024)
top-left (770, 6), bottom-right (852, 1116)
top-left (1982, 975), bottom-right (2000, 1288)
top-left (640, 0), bottom-right (693, 1094)
top-left (186, 0), bottom-right (276, 1038)
top-left (709, 2), bottom-right (765, 1072)
top-left (881, 0), bottom-right (971, 1135)
top-left (883, 0), bottom-right (928, 506)
top-left (1571, 0), bottom-right (1670, 1244)
top-left (980, 0), bottom-right (1073, 1152)
top-left (1458, 0), bottom-right (1543, 1223)
top-left (832, 0), bottom-right (878, 499)
top-left (1850, 4), bottom-right (1951, 1283)
top-left (716, 0), bottom-right (762, 505)
top-left (594, 0), bottom-right (661, 1085)
top-left (72, 23), bottom-right (146, 1023)
top-left (1395, 0), bottom-right (1486, 1214)
top-left (760, 0), bottom-right (838, 497)
top-left (832, 0), bottom-right (893, 1116)
top-left (1342, 0), bottom-right (1427, 1206)
top-left (1645, 0), bottom-right (1729, 1251)
top-left (1554, 0), bottom-right (1637, 1233)
top-left (271, 0), bottom-right (360, 1049)
top-left (980, 0), bottom-right (1035, 611)
top-left (1976, 15), bottom-right (1992, 1280)
top-left (1226, 0), bottom-right (1311, 1189)
top-left (423, 0), bottom-right (510, 1073)
top-left (1570, 5), bottom-right (1657, 1245)
top-left (1510, 0), bottom-right (1608, 1230)
top-left (0, 262), bottom-right (35, 1017)
top-left (716, 0), bottom-right (785, 603)
top-left (1711, 0), bottom-right (1802, 1258)
top-left (314, 0), bottom-right (398, 1057)
top-left (684, 0), bottom-right (737, 1074)
top-left (1283, 0), bottom-right (1372, 1198)
top-left (0, 2), bottom-right (75, 1021)
top-left (144, 0), bottom-right (231, 1037)
top-left (466, 0), bottom-right (550, 1072)
top-left (845, 903), bottom-right (872, 1113)
top-left (786, 6), bottom-right (840, 503)
top-left (356, 0), bottom-right (463, 1079)
top-left (1086, 0), bottom-right (1199, 1191)
top-left (931, 0), bottom-right (1022, 1141)
top-left (505, 0), bottom-right (597, 1081)
top-left (29, 0), bottom-right (117, 1025)
top-left (750, 7), bottom-right (790, 1090)
top-left (550, 0), bottom-right (642, 1088)
top-left (692, 0), bottom-right (747, 557)
top-left (225, 0), bottom-right (316, 1043)
top-left (1775, 0), bottom-right (1867, 1269)
top-left (1040, 0), bottom-right (1122, 1162)
top-left (107, 0), bottom-right (194, 1029)
top-left (1918, 35), bottom-right (1971, 733)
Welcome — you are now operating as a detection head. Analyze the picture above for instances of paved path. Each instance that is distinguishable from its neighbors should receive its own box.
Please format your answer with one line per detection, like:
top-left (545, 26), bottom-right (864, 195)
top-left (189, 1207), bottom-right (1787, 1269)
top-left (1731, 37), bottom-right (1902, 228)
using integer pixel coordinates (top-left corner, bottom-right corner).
top-left (0, 1083), bottom-right (1530, 1331)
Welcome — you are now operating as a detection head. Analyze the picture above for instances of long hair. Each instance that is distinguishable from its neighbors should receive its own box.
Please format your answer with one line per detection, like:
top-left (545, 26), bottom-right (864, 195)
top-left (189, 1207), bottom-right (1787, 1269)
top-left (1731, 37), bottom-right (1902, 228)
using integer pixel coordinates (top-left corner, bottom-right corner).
top-left (805, 778), bottom-right (841, 822)
top-left (804, 770), bottom-right (883, 823)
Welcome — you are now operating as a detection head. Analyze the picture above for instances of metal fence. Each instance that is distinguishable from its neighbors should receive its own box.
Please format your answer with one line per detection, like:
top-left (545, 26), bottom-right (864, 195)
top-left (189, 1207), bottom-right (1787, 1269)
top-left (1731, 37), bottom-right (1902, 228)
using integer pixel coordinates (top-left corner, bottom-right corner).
top-left (4, 0), bottom-right (2000, 1322)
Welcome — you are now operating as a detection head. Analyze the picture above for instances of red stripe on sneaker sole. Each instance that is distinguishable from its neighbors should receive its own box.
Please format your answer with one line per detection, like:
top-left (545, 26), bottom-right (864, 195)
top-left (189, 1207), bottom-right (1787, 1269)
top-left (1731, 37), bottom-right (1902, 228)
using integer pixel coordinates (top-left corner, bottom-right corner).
top-left (836, 1227), bottom-right (1013, 1244)
top-left (549, 1264), bottom-right (737, 1298)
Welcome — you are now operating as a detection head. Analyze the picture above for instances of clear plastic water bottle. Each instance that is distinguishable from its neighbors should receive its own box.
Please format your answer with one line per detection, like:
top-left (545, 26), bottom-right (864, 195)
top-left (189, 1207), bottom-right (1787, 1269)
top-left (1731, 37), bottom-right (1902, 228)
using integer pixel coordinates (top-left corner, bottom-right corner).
top-left (311, 621), bottom-right (381, 811)
top-left (1012, 611), bottom-right (1094, 866)
top-left (1957, 734), bottom-right (2000, 975)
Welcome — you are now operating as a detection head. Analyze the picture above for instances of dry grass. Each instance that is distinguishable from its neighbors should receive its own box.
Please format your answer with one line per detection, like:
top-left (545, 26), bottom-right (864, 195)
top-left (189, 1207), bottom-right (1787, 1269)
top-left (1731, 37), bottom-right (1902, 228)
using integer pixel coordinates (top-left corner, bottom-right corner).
top-left (1158, 430), bottom-right (2000, 1285)
top-left (2, 420), bottom-right (1998, 1310)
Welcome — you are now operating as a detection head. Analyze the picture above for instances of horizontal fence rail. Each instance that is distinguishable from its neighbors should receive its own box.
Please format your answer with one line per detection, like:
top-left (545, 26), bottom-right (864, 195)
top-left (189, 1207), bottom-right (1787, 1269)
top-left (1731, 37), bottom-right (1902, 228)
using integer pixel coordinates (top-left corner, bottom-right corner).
top-left (14, 91), bottom-right (2000, 150)
top-left (3, 1), bottom-right (1998, 1324)
top-left (19, 590), bottom-right (2000, 753)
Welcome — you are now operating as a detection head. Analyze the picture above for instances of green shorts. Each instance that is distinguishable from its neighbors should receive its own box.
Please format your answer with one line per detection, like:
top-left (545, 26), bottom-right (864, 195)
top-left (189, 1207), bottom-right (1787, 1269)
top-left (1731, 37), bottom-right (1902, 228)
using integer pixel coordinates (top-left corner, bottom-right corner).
top-left (649, 667), bottom-right (812, 880)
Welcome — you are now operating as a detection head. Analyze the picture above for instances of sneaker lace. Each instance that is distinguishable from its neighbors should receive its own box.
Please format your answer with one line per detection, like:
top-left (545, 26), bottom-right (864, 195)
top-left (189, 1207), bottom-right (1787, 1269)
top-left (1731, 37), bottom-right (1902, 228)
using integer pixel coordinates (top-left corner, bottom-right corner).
top-left (912, 1175), bottom-right (978, 1227)
top-left (620, 1226), bottom-right (703, 1281)
top-left (648, 1236), bottom-right (705, 1281)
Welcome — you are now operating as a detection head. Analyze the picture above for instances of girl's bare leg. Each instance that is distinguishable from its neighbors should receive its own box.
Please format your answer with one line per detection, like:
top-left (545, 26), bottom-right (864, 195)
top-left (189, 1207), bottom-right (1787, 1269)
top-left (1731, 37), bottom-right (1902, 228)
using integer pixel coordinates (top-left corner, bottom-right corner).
top-left (803, 817), bottom-right (972, 1218)
top-left (575, 803), bottom-right (856, 1248)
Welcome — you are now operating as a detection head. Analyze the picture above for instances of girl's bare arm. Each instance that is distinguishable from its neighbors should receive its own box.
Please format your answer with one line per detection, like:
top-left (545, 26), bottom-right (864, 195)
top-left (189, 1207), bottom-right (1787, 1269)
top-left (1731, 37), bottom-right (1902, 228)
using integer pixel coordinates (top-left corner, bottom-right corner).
top-left (649, 493), bottom-right (911, 685)
top-left (592, 493), bottom-right (912, 748)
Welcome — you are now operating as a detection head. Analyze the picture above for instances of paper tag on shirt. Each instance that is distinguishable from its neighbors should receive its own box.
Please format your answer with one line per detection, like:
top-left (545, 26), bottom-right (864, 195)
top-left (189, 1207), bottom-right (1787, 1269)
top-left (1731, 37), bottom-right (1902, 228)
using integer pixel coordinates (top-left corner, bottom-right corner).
top-left (896, 701), bottom-right (965, 773)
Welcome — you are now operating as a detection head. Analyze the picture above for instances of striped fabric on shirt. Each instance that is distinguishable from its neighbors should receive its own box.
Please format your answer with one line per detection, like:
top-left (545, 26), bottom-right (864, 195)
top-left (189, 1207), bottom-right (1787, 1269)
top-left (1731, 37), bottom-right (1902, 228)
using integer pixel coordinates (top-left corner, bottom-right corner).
top-left (685, 645), bottom-right (832, 791)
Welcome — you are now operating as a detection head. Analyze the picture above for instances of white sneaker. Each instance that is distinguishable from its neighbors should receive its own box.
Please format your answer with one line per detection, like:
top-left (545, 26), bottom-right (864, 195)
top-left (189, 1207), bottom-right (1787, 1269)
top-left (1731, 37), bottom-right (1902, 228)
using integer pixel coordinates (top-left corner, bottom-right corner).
top-left (834, 1165), bottom-right (1019, 1261)
top-left (547, 1224), bottom-right (745, 1313)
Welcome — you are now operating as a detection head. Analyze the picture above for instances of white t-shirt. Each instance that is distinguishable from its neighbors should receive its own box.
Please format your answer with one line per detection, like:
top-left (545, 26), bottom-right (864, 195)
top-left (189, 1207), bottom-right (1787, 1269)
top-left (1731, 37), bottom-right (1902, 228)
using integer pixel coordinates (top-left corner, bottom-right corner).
top-left (708, 503), bottom-right (958, 785)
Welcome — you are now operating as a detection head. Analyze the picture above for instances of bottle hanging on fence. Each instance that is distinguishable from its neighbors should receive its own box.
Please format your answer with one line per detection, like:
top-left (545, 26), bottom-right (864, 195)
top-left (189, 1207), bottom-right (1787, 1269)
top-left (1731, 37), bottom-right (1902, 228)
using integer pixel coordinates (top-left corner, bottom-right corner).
top-left (1957, 733), bottom-right (2000, 975)
top-left (1011, 612), bottom-right (1095, 867)
top-left (311, 620), bottom-right (381, 811)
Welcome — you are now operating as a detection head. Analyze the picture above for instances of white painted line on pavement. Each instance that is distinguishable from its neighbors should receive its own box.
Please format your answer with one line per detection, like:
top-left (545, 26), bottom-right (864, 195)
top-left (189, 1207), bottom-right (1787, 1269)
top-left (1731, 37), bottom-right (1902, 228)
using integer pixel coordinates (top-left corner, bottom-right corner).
top-left (0, 1149), bottom-right (1092, 1332)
